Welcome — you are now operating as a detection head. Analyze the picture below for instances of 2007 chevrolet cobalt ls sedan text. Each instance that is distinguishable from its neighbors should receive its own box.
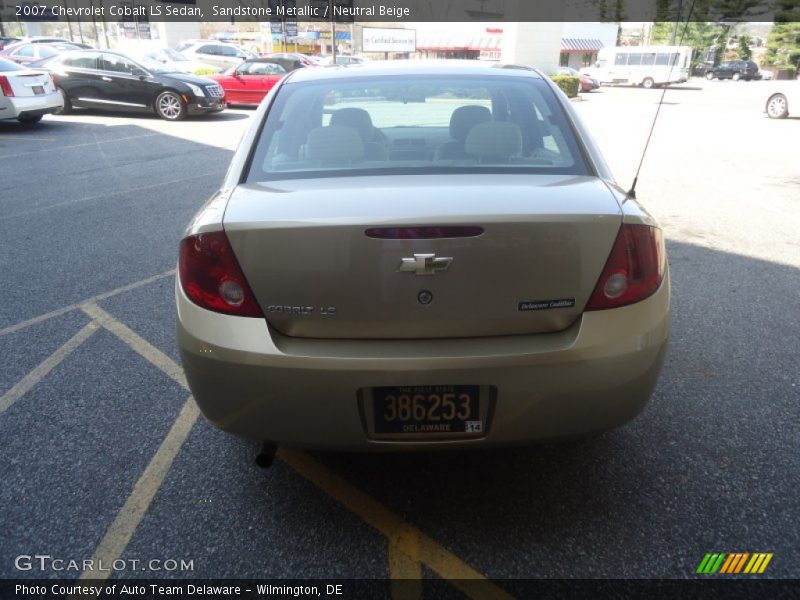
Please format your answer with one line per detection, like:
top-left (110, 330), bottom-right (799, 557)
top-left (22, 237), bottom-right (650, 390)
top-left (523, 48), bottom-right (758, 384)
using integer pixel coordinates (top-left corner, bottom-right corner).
top-left (176, 61), bottom-right (670, 452)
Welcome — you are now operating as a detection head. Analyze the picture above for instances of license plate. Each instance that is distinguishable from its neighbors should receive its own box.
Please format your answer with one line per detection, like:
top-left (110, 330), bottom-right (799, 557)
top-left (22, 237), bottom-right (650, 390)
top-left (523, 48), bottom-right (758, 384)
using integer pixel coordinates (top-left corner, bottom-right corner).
top-left (32, 86), bottom-right (44, 95)
top-left (372, 385), bottom-right (482, 435)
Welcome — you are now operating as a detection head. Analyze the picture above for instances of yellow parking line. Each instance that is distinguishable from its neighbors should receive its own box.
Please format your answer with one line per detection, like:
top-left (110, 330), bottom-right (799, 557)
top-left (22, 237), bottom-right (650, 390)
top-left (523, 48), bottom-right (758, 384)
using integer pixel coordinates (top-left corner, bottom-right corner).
top-left (0, 321), bottom-right (99, 415)
top-left (79, 395), bottom-right (199, 582)
top-left (81, 303), bottom-right (186, 388)
top-left (0, 269), bottom-right (175, 338)
top-left (389, 536), bottom-right (422, 599)
top-left (279, 449), bottom-right (514, 600)
top-left (80, 305), bottom-right (509, 596)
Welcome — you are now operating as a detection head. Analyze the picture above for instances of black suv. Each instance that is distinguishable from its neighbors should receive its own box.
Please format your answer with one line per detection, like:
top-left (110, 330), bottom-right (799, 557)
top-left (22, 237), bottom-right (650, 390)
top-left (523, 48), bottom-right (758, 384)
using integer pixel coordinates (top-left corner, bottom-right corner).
top-left (705, 60), bottom-right (761, 81)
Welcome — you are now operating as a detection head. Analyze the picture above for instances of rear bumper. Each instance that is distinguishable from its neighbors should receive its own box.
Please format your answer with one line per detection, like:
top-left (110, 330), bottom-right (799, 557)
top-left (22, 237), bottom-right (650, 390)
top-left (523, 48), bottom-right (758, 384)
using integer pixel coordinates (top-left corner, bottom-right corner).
top-left (0, 92), bottom-right (62, 120)
top-left (177, 272), bottom-right (670, 450)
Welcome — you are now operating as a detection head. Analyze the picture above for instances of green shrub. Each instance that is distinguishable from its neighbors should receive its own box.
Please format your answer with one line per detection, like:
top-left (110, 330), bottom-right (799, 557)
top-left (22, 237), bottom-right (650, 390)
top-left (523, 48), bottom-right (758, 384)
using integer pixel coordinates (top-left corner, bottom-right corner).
top-left (193, 68), bottom-right (219, 76)
top-left (550, 75), bottom-right (580, 98)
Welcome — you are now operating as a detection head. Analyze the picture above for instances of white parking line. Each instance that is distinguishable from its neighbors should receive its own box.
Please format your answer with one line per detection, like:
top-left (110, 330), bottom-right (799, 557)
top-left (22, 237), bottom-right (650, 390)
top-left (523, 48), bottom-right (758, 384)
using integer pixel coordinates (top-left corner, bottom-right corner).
top-left (0, 133), bottom-right (157, 159)
top-left (1, 172), bottom-right (217, 222)
top-left (0, 321), bottom-right (99, 415)
top-left (0, 135), bottom-right (57, 143)
top-left (0, 269), bottom-right (175, 338)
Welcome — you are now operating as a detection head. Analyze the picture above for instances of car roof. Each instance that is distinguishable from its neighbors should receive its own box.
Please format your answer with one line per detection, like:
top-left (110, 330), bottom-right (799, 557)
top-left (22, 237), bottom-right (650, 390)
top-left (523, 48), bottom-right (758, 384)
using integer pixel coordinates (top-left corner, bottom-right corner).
top-left (286, 60), bottom-right (544, 83)
top-left (56, 49), bottom-right (142, 63)
top-left (27, 36), bottom-right (71, 42)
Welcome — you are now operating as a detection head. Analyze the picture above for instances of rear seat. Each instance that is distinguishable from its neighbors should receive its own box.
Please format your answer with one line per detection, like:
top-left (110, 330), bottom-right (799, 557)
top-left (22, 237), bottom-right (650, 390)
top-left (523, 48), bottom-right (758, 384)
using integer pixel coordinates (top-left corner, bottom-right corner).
top-left (305, 125), bottom-right (364, 165)
top-left (465, 121), bottom-right (523, 163)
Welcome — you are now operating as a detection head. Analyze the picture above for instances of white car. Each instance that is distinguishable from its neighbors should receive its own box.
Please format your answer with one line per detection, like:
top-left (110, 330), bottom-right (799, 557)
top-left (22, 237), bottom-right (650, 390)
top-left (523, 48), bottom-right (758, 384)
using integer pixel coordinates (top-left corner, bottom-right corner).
top-left (317, 55), bottom-right (369, 66)
top-left (115, 44), bottom-right (217, 74)
top-left (0, 57), bottom-right (62, 124)
top-left (765, 81), bottom-right (800, 119)
top-left (179, 41), bottom-right (248, 71)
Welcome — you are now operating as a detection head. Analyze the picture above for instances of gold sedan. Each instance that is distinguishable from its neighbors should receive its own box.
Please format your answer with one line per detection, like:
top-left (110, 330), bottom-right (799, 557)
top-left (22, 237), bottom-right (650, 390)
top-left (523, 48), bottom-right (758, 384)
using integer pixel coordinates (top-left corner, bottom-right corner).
top-left (176, 62), bottom-right (669, 457)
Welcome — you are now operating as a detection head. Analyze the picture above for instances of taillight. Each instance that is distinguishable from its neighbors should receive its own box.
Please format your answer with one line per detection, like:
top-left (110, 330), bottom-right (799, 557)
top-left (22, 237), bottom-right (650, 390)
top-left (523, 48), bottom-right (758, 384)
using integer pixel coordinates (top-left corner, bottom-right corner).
top-left (178, 232), bottom-right (264, 317)
top-left (0, 75), bottom-right (14, 97)
top-left (49, 73), bottom-right (56, 88)
top-left (585, 224), bottom-right (666, 311)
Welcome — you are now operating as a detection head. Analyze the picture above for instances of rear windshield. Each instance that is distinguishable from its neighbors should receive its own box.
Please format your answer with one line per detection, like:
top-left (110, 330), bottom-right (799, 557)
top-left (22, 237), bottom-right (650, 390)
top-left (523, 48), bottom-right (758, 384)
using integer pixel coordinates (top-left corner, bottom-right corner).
top-left (245, 74), bottom-right (590, 182)
top-left (0, 57), bottom-right (25, 72)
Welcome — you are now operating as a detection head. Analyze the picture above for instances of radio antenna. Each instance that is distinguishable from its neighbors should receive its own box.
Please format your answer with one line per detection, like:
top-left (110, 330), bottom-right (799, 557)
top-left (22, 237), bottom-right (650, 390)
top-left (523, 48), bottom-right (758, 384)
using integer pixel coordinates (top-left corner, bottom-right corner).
top-left (628, 0), bottom-right (698, 199)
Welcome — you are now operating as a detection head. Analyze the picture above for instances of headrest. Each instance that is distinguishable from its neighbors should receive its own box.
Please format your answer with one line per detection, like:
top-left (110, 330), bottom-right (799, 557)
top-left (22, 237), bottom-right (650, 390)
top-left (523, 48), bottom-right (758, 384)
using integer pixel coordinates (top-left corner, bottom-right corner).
top-left (329, 108), bottom-right (375, 143)
top-left (449, 105), bottom-right (492, 142)
top-left (306, 126), bottom-right (364, 162)
top-left (465, 121), bottom-right (523, 161)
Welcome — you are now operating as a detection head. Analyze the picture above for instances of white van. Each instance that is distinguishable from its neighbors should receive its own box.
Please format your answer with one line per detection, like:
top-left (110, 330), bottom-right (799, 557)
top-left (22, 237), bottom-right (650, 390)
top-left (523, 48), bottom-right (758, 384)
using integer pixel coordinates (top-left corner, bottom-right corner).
top-left (585, 45), bottom-right (692, 88)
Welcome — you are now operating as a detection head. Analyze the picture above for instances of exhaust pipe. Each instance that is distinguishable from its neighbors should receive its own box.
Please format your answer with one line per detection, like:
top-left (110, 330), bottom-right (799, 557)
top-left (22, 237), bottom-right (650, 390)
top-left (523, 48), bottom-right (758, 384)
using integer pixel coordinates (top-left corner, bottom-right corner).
top-left (255, 441), bottom-right (277, 469)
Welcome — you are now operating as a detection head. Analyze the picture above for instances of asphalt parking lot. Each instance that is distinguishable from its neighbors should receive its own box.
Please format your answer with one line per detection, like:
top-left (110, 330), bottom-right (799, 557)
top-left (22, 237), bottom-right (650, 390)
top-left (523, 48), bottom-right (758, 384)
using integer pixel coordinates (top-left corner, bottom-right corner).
top-left (1, 78), bottom-right (798, 593)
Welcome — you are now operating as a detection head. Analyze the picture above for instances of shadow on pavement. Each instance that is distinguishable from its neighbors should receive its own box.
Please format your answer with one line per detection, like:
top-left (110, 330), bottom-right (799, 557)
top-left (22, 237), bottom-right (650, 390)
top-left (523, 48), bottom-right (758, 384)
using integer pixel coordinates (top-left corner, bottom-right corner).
top-left (302, 239), bottom-right (800, 578)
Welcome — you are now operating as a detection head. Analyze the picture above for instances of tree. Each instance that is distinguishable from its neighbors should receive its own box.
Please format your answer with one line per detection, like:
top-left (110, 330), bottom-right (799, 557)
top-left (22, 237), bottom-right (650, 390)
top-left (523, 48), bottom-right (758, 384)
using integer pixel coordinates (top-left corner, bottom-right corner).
top-left (651, 21), bottom-right (729, 66)
top-left (763, 22), bottom-right (800, 71)
top-left (737, 34), bottom-right (753, 59)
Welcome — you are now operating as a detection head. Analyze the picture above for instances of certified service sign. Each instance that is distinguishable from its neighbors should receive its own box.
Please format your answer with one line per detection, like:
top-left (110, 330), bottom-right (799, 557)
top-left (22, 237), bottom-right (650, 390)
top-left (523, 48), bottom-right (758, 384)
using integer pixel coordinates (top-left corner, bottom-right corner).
top-left (362, 27), bottom-right (417, 53)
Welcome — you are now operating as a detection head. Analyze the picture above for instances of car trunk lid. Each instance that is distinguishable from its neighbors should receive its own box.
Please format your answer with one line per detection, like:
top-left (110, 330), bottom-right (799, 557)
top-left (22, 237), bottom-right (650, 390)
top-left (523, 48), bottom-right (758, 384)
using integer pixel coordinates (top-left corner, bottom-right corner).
top-left (3, 70), bottom-right (54, 97)
top-left (223, 174), bottom-right (622, 339)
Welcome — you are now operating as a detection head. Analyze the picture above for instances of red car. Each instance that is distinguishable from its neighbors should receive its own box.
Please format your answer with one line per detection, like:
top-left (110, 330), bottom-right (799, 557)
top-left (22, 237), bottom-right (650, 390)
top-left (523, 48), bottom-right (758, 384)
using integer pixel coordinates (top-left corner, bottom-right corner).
top-left (210, 59), bottom-right (287, 106)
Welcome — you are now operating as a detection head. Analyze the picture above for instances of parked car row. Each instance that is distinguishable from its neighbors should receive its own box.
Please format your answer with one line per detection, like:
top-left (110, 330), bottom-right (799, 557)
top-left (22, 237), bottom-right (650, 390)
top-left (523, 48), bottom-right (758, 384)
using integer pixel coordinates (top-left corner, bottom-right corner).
top-left (1, 46), bottom-right (313, 124)
top-left (1, 36), bottom-right (381, 125)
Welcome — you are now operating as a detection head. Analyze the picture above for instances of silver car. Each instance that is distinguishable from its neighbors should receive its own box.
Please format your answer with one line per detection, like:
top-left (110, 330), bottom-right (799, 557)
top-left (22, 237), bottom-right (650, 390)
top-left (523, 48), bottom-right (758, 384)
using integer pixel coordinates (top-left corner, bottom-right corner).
top-left (179, 41), bottom-right (247, 72)
top-left (176, 62), bottom-right (670, 454)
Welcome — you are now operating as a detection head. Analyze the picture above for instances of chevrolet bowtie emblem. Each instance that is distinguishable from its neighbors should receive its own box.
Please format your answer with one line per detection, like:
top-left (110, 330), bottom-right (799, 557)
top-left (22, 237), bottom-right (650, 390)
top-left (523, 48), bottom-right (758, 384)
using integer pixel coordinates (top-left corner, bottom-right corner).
top-left (398, 253), bottom-right (453, 276)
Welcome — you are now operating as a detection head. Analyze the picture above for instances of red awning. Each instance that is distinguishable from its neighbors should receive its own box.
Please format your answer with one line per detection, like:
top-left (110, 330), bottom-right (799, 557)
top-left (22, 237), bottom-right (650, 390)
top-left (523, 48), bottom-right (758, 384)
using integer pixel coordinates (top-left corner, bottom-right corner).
top-left (561, 38), bottom-right (605, 53)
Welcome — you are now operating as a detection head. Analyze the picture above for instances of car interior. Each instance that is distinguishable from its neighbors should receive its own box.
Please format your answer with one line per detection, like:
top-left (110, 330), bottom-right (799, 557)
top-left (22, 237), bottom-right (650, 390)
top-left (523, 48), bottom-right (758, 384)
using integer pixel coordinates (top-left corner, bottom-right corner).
top-left (250, 78), bottom-right (584, 179)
